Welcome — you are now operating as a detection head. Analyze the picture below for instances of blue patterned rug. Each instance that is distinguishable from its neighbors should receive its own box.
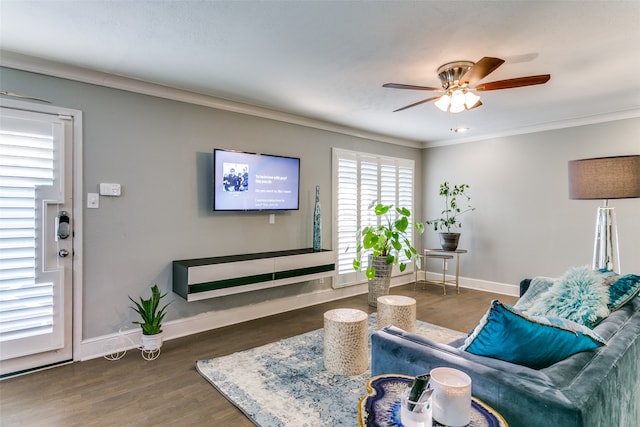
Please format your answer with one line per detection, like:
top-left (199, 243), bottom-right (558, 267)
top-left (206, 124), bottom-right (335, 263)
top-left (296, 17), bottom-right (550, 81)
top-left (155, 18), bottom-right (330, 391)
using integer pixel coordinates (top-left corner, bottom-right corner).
top-left (196, 314), bottom-right (465, 426)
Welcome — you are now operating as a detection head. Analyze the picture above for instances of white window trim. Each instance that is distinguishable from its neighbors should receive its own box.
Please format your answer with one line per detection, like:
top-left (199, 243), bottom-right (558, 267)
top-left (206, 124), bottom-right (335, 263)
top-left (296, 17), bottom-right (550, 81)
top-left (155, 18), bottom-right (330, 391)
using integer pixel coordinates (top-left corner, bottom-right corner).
top-left (332, 148), bottom-right (416, 288)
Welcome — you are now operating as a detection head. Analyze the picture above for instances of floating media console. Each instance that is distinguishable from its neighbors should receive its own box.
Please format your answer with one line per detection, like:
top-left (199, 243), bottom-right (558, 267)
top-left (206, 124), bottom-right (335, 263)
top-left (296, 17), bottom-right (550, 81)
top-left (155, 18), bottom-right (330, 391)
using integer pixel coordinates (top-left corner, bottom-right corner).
top-left (173, 248), bottom-right (336, 302)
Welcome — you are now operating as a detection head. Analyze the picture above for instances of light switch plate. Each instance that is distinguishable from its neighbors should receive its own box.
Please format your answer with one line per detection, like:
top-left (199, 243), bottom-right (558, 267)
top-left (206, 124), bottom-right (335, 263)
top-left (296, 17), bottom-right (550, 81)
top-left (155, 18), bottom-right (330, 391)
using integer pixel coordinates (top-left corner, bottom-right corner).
top-left (87, 193), bottom-right (99, 209)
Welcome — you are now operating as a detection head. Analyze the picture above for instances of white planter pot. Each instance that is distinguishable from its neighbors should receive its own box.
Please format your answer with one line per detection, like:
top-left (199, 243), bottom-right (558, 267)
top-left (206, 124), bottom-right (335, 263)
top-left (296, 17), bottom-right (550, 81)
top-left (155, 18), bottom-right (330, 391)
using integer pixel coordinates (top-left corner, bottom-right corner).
top-left (141, 333), bottom-right (163, 351)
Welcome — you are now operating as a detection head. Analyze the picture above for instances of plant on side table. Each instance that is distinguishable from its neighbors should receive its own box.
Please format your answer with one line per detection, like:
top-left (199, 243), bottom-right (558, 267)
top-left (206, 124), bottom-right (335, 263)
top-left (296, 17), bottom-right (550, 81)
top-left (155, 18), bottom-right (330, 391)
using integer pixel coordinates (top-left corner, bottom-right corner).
top-left (129, 284), bottom-right (170, 352)
top-left (425, 181), bottom-right (475, 251)
top-left (353, 201), bottom-right (424, 306)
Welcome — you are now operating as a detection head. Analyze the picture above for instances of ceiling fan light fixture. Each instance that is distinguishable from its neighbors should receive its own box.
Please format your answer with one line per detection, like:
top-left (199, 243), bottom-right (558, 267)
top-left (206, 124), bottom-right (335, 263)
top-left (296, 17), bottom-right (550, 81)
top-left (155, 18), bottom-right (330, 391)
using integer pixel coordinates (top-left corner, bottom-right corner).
top-left (434, 88), bottom-right (480, 113)
top-left (464, 91), bottom-right (480, 109)
top-left (450, 89), bottom-right (466, 109)
top-left (434, 94), bottom-right (451, 112)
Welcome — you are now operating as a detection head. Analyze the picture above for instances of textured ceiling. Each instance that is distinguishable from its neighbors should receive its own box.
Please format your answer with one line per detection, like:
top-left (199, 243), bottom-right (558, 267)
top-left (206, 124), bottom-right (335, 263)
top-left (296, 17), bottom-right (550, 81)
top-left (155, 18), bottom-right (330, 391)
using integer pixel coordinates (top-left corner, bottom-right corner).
top-left (1, 1), bottom-right (639, 146)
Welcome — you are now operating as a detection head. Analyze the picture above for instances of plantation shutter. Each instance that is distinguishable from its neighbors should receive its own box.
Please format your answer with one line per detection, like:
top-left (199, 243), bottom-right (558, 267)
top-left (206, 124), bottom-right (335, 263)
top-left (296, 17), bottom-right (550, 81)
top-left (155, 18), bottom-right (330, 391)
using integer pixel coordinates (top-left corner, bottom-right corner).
top-left (333, 148), bottom-right (415, 288)
top-left (397, 164), bottom-right (414, 264)
top-left (335, 154), bottom-right (358, 280)
top-left (0, 116), bottom-right (55, 344)
top-left (359, 160), bottom-right (378, 272)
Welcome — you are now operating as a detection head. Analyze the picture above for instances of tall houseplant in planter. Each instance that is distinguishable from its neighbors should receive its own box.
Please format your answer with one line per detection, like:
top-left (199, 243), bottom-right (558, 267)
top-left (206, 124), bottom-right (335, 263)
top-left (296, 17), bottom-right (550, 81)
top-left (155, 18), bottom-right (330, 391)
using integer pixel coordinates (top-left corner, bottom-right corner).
top-left (129, 284), bottom-right (170, 352)
top-left (353, 201), bottom-right (424, 306)
top-left (425, 181), bottom-right (475, 251)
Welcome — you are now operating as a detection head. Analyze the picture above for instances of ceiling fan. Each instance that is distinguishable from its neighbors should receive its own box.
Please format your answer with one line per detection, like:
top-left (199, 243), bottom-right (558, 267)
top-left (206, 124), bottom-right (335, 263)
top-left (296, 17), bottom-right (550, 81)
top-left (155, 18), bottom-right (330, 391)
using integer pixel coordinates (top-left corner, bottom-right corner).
top-left (383, 57), bottom-right (550, 113)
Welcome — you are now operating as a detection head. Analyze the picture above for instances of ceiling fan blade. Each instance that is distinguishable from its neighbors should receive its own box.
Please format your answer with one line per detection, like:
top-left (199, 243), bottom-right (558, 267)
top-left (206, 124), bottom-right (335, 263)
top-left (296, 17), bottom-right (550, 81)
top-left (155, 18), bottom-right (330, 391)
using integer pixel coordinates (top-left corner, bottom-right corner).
top-left (383, 83), bottom-right (442, 91)
top-left (392, 96), bottom-right (442, 112)
top-left (474, 74), bottom-right (551, 91)
top-left (459, 57), bottom-right (505, 86)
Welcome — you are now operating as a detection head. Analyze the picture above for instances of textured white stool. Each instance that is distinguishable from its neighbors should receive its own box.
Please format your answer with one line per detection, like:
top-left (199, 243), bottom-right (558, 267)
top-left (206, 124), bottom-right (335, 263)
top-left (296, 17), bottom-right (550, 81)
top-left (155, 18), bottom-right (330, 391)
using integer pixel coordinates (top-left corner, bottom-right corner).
top-left (323, 308), bottom-right (369, 375)
top-left (377, 295), bottom-right (417, 332)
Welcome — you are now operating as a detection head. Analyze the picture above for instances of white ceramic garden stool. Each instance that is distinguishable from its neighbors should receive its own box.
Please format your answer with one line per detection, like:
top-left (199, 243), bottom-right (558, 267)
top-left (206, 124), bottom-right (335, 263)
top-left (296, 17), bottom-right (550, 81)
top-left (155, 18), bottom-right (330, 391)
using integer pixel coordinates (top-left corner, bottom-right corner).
top-left (323, 308), bottom-right (369, 376)
top-left (377, 295), bottom-right (416, 333)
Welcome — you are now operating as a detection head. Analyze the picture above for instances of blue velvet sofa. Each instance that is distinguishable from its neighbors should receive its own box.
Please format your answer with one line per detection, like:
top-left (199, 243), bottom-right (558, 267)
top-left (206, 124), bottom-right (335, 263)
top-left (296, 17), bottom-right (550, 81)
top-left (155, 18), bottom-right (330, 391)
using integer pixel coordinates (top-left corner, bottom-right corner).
top-left (371, 280), bottom-right (640, 427)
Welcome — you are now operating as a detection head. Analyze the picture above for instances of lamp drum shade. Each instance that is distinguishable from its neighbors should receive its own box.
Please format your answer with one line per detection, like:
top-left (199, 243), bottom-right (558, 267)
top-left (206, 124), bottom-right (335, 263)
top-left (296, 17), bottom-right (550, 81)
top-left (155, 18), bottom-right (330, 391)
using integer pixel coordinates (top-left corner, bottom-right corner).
top-left (568, 155), bottom-right (640, 200)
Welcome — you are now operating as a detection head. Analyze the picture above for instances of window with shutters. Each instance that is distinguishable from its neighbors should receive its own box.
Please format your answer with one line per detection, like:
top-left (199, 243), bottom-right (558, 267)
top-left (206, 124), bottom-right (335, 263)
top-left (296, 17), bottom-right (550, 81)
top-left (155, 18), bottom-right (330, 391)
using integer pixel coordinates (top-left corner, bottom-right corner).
top-left (332, 148), bottom-right (415, 287)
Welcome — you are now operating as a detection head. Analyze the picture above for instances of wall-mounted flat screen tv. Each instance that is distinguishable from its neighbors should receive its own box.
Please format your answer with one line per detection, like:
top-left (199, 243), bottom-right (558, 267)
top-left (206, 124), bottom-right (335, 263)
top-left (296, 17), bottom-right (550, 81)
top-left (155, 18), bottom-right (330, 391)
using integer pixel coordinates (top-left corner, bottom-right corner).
top-left (213, 148), bottom-right (300, 211)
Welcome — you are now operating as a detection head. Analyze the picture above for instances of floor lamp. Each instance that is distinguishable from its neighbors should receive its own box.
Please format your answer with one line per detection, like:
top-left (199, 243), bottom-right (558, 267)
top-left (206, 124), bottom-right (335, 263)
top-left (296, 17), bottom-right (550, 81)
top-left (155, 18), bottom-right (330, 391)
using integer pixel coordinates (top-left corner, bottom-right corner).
top-left (568, 155), bottom-right (640, 273)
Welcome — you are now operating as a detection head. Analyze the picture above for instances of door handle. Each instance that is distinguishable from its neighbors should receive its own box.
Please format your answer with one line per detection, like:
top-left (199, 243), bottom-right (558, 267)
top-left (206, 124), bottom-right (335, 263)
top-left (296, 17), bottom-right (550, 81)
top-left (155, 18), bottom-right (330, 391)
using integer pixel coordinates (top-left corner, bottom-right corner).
top-left (58, 249), bottom-right (69, 258)
top-left (56, 210), bottom-right (70, 240)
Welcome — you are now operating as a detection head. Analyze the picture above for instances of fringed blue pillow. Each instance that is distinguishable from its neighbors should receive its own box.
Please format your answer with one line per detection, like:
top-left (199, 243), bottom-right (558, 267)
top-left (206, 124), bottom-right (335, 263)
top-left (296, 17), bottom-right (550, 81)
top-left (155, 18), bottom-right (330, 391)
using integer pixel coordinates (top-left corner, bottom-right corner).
top-left (460, 300), bottom-right (606, 369)
top-left (608, 274), bottom-right (640, 311)
top-left (526, 266), bottom-right (609, 328)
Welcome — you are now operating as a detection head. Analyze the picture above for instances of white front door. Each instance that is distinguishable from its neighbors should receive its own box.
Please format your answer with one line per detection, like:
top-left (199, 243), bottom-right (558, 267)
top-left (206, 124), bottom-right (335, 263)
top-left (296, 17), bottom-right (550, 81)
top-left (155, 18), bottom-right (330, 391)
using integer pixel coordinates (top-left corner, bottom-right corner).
top-left (0, 105), bottom-right (74, 376)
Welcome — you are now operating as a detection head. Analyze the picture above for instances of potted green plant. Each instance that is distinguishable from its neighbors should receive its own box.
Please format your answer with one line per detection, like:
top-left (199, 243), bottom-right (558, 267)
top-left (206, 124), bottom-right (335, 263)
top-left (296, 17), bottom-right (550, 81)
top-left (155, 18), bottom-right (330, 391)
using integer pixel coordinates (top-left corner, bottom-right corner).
top-left (353, 201), bottom-right (424, 306)
top-left (129, 284), bottom-right (170, 351)
top-left (425, 181), bottom-right (475, 251)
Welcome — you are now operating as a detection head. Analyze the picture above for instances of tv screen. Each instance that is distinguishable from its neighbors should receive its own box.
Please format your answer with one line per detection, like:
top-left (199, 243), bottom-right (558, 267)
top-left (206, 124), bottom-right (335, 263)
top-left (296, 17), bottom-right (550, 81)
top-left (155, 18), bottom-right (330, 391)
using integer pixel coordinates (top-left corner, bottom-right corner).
top-left (213, 149), bottom-right (300, 211)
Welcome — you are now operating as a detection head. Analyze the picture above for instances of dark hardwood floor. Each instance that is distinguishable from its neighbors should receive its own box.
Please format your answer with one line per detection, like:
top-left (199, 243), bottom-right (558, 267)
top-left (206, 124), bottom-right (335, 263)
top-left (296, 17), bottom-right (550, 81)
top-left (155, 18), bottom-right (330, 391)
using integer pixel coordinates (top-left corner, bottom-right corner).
top-left (0, 284), bottom-right (517, 426)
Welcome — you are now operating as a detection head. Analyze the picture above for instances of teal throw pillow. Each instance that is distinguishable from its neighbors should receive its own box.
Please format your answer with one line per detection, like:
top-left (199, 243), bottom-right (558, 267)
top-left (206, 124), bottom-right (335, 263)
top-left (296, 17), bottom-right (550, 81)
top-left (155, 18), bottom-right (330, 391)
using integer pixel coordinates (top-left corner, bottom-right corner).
top-left (526, 266), bottom-right (609, 328)
top-left (460, 300), bottom-right (606, 369)
top-left (608, 274), bottom-right (640, 311)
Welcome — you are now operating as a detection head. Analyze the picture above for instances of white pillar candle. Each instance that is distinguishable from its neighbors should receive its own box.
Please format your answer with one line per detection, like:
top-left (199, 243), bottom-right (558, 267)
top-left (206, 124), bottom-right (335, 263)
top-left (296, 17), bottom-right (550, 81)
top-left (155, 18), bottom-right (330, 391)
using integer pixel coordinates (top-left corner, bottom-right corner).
top-left (430, 367), bottom-right (472, 426)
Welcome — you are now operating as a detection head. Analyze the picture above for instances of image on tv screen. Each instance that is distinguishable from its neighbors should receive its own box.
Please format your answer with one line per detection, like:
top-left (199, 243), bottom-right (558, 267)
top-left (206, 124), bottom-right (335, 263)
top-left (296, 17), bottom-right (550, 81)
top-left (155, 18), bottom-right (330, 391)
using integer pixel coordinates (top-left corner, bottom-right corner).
top-left (213, 149), bottom-right (300, 211)
top-left (222, 163), bottom-right (249, 192)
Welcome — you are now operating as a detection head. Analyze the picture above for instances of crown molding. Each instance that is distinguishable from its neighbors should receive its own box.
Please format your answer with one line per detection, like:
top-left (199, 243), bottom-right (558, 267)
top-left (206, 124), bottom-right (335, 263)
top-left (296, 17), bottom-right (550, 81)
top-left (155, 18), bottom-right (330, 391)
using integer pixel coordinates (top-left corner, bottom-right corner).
top-left (0, 50), bottom-right (421, 149)
top-left (5, 50), bottom-right (635, 151)
top-left (423, 108), bottom-right (640, 149)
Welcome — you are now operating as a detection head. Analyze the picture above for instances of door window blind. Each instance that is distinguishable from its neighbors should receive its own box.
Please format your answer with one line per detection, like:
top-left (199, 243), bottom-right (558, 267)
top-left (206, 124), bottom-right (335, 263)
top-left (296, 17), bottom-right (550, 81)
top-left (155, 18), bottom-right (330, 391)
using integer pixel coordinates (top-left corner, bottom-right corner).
top-left (0, 117), bottom-right (54, 342)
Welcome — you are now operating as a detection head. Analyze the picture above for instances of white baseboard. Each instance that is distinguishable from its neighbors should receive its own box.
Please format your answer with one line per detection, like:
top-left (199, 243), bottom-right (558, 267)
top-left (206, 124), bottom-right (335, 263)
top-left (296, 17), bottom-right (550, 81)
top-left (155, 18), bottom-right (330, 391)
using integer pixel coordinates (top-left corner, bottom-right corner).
top-left (78, 273), bottom-right (515, 361)
top-left (79, 280), bottom-right (369, 361)
top-left (423, 271), bottom-right (519, 296)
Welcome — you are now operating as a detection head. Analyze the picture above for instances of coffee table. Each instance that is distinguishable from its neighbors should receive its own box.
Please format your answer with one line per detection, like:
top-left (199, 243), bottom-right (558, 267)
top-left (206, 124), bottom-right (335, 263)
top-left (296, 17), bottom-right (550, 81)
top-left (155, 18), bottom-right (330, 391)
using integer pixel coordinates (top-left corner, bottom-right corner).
top-left (358, 374), bottom-right (508, 427)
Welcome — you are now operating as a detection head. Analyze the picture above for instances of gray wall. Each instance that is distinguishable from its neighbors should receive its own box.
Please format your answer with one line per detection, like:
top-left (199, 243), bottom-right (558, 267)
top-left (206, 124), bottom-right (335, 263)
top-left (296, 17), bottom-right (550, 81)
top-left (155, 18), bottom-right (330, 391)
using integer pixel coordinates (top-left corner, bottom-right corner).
top-left (3, 66), bottom-right (638, 341)
top-left (422, 117), bottom-right (640, 285)
top-left (1, 67), bottom-right (421, 339)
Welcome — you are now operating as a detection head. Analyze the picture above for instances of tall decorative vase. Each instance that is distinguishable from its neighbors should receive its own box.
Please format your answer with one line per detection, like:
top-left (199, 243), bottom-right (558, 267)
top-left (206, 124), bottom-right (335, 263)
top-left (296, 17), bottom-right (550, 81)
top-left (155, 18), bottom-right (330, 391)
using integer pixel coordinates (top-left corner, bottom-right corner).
top-left (313, 185), bottom-right (322, 251)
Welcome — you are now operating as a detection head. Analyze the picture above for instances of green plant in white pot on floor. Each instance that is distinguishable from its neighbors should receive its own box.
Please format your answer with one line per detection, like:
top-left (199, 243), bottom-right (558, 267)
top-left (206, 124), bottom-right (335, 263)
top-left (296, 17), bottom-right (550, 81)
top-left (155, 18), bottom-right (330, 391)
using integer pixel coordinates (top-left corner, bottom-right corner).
top-left (129, 284), bottom-right (170, 352)
top-left (425, 181), bottom-right (475, 251)
top-left (353, 201), bottom-right (424, 306)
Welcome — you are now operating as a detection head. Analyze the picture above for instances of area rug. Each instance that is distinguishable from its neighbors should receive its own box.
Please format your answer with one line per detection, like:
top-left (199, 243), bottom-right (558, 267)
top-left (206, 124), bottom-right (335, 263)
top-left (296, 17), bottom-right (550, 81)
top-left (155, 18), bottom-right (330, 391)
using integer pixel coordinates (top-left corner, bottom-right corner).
top-left (196, 314), bottom-right (466, 426)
